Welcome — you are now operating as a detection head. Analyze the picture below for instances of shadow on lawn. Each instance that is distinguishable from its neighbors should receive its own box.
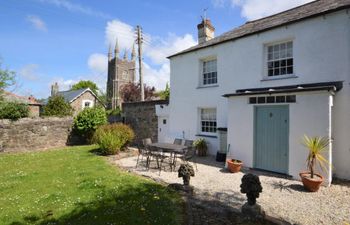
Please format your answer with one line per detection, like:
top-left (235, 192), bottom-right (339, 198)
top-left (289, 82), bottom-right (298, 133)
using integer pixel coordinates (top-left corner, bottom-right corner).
top-left (10, 183), bottom-right (182, 225)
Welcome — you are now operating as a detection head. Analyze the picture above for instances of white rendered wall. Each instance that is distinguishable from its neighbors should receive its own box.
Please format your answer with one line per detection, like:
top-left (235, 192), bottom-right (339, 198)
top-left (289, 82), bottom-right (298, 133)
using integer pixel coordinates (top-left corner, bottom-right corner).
top-left (169, 10), bottom-right (350, 178)
top-left (227, 92), bottom-right (332, 183)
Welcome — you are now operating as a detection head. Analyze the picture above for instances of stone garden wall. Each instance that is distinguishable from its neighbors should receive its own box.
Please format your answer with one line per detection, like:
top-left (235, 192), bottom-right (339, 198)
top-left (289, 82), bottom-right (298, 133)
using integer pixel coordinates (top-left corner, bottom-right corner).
top-left (122, 100), bottom-right (168, 145)
top-left (0, 117), bottom-right (82, 153)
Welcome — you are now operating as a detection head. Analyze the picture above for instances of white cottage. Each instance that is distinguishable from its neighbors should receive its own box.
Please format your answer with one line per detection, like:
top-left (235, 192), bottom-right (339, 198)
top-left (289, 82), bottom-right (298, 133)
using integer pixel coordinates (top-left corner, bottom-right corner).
top-left (166, 0), bottom-right (350, 184)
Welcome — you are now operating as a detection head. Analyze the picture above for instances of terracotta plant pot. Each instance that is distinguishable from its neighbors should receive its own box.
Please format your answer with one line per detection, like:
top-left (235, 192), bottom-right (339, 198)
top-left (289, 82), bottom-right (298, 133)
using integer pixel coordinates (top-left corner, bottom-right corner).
top-left (299, 172), bottom-right (324, 192)
top-left (226, 159), bottom-right (243, 173)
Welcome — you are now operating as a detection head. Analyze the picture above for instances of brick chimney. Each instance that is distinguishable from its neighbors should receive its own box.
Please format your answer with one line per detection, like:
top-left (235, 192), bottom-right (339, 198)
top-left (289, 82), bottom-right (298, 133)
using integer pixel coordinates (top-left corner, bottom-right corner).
top-left (197, 19), bottom-right (215, 44)
top-left (51, 82), bottom-right (59, 96)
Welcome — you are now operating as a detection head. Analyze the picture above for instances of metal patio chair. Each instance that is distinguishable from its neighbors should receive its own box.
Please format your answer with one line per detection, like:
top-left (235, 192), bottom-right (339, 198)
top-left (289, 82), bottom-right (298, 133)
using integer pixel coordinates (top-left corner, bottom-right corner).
top-left (173, 138), bottom-right (183, 145)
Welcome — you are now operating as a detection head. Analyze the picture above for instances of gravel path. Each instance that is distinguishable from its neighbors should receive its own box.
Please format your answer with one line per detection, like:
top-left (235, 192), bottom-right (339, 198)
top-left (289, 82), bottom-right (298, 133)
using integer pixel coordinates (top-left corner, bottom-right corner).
top-left (115, 155), bottom-right (350, 225)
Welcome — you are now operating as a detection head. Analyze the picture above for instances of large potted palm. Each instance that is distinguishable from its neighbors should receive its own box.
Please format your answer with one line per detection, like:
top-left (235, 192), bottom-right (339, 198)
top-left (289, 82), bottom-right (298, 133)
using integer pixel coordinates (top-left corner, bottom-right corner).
top-left (300, 135), bottom-right (330, 192)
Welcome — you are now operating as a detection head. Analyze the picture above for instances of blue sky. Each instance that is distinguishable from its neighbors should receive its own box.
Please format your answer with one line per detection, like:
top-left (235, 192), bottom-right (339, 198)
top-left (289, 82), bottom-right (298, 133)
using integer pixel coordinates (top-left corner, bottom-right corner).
top-left (0, 0), bottom-right (312, 98)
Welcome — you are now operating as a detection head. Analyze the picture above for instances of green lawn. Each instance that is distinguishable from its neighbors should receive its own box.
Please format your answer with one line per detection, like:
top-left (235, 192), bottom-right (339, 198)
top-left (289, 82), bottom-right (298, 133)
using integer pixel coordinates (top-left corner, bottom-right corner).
top-left (0, 146), bottom-right (183, 225)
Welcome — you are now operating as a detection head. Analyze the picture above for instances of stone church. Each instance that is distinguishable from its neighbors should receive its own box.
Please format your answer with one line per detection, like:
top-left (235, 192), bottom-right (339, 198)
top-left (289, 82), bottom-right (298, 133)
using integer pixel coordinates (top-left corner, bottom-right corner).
top-left (106, 39), bottom-right (136, 109)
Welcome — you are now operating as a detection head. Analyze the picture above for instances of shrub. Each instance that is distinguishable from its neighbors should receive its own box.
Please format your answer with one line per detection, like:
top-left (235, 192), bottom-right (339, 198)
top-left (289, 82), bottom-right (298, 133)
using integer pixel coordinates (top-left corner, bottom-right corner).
top-left (42, 95), bottom-right (73, 117)
top-left (92, 123), bottom-right (135, 155)
top-left (73, 107), bottom-right (107, 141)
top-left (0, 101), bottom-right (29, 120)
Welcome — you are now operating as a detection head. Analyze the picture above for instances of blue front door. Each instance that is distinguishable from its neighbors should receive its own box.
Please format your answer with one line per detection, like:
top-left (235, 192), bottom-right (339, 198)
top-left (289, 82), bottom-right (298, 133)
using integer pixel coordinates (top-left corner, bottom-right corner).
top-left (254, 105), bottom-right (289, 174)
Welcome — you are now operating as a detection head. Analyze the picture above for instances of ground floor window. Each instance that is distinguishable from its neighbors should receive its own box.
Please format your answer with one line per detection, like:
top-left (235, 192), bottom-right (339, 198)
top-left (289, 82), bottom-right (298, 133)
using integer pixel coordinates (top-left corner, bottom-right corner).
top-left (200, 108), bottom-right (217, 133)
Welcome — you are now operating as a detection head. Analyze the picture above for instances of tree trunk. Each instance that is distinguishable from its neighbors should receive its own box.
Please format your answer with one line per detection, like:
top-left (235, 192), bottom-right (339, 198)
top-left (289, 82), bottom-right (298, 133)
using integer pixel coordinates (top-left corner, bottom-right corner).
top-left (310, 156), bottom-right (315, 178)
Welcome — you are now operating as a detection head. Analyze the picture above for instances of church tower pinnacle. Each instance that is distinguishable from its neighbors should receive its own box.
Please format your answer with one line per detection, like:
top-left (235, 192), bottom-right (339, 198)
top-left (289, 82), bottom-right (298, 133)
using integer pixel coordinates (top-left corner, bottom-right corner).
top-left (114, 38), bottom-right (119, 58)
top-left (108, 44), bottom-right (112, 62)
top-left (131, 44), bottom-right (136, 61)
top-left (123, 49), bottom-right (128, 60)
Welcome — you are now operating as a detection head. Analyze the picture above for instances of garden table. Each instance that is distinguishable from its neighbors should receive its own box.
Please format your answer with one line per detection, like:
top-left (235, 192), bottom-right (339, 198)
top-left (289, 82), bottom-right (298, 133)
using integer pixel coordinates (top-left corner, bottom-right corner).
top-left (147, 143), bottom-right (188, 171)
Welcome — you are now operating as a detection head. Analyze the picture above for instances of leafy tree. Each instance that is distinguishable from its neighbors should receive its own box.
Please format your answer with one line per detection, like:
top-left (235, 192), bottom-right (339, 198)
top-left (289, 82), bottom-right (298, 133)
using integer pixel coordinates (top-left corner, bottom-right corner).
top-left (73, 107), bottom-right (107, 142)
top-left (0, 101), bottom-right (28, 120)
top-left (0, 60), bottom-right (16, 99)
top-left (71, 80), bottom-right (99, 96)
top-left (120, 82), bottom-right (156, 103)
top-left (42, 95), bottom-right (73, 117)
top-left (157, 83), bottom-right (170, 100)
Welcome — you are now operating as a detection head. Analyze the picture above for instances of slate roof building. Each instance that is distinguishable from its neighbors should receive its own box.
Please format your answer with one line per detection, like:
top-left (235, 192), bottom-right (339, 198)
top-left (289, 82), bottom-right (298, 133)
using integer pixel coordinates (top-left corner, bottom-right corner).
top-left (49, 82), bottom-right (104, 115)
top-left (165, 0), bottom-right (350, 185)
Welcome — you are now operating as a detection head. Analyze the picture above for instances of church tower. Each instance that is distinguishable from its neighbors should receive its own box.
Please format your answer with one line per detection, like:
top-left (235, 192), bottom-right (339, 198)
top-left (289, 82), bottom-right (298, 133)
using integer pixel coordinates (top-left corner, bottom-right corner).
top-left (106, 39), bottom-right (136, 109)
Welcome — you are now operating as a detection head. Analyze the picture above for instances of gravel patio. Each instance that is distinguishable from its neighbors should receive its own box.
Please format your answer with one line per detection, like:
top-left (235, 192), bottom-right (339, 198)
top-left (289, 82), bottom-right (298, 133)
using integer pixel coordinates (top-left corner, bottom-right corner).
top-left (115, 154), bottom-right (350, 225)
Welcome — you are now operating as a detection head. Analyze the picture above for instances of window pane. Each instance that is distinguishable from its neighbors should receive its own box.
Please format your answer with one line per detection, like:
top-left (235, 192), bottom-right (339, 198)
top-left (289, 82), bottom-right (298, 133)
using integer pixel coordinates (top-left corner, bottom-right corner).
top-left (268, 46), bottom-right (273, 53)
top-left (268, 69), bottom-right (273, 76)
top-left (267, 96), bottom-right (275, 103)
top-left (249, 97), bottom-right (257, 104)
top-left (286, 95), bottom-right (296, 103)
top-left (287, 66), bottom-right (293, 74)
top-left (281, 60), bottom-right (286, 67)
top-left (268, 53), bottom-right (273, 60)
top-left (276, 96), bottom-right (286, 103)
top-left (281, 67), bottom-right (286, 75)
top-left (258, 97), bottom-right (266, 104)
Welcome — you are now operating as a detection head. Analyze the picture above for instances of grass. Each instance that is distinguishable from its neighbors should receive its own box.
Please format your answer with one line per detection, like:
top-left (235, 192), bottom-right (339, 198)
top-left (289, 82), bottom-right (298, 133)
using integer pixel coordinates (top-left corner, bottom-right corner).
top-left (0, 145), bottom-right (183, 225)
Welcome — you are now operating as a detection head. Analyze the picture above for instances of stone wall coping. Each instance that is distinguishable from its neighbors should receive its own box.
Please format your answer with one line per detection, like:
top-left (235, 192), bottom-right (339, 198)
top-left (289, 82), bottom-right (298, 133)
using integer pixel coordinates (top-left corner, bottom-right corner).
top-left (0, 116), bottom-right (73, 125)
top-left (122, 100), bottom-right (169, 107)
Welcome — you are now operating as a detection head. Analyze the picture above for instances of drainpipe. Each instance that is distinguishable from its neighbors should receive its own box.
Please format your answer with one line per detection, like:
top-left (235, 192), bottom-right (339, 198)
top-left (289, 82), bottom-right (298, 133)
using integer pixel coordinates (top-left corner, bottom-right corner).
top-left (328, 94), bottom-right (334, 186)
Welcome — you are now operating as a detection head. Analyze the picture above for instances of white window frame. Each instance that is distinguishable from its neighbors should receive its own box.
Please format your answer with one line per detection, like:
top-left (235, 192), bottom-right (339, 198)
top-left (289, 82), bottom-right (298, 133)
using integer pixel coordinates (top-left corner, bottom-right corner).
top-left (200, 58), bottom-right (217, 86)
top-left (82, 100), bottom-right (94, 109)
top-left (199, 108), bottom-right (217, 135)
top-left (264, 40), bottom-right (295, 79)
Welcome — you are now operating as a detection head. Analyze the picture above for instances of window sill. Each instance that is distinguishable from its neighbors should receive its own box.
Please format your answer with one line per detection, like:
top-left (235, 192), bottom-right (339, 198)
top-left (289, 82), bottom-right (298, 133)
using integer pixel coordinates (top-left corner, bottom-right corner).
top-left (195, 134), bottom-right (218, 138)
top-left (197, 84), bottom-right (219, 89)
top-left (261, 75), bottom-right (298, 81)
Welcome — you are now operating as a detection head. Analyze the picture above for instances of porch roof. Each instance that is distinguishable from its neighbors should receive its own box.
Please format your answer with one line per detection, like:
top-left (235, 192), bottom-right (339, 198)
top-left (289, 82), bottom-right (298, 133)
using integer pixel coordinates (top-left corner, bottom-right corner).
top-left (223, 81), bottom-right (343, 97)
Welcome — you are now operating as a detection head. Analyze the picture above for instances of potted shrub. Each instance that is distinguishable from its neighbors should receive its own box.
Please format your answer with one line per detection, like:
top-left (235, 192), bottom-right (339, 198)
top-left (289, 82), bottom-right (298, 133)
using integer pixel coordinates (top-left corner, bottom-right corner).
top-left (193, 138), bottom-right (207, 156)
top-left (178, 163), bottom-right (195, 185)
top-left (299, 135), bottom-right (330, 192)
top-left (226, 159), bottom-right (243, 173)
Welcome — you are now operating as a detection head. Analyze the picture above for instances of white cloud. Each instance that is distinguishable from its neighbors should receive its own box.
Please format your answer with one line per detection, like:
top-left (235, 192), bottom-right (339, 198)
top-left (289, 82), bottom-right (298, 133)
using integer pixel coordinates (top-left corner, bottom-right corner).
top-left (26, 15), bottom-right (47, 32)
top-left (230, 0), bottom-right (315, 20)
top-left (105, 20), bottom-right (135, 53)
top-left (49, 77), bottom-right (77, 92)
top-left (88, 54), bottom-right (108, 74)
top-left (145, 33), bottom-right (196, 65)
top-left (19, 64), bottom-right (40, 80)
top-left (143, 63), bottom-right (170, 90)
top-left (36, 0), bottom-right (110, 19)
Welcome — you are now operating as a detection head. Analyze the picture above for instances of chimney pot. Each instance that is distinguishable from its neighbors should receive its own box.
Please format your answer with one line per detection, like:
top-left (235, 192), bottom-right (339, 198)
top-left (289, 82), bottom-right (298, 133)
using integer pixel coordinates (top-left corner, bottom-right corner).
top-left (197, 19), bottom-right (215, 44)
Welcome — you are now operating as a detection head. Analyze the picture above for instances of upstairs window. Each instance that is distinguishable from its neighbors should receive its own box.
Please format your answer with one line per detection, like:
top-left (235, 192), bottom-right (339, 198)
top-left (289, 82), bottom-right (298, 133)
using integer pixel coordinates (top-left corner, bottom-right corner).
top-left (267, 41), bottom-right (293, 77)
top-left (200, 108), bottom-right (217, 133)
top-left (202, 59), bottom-right (217, 85)
top-left (82, 100), bottom-right (94, 109)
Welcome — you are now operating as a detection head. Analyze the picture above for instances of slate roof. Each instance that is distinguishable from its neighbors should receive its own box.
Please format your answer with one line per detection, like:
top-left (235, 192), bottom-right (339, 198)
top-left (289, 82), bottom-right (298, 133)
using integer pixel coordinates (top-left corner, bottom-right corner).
top-left (168, 0), bottom-right (350, 58)
top-left (57, 88), bottom-right (89, 103)
top-left (42, 88), bottom-right (94, 105)
top-left (2, 91), bottom-right (42, 105)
